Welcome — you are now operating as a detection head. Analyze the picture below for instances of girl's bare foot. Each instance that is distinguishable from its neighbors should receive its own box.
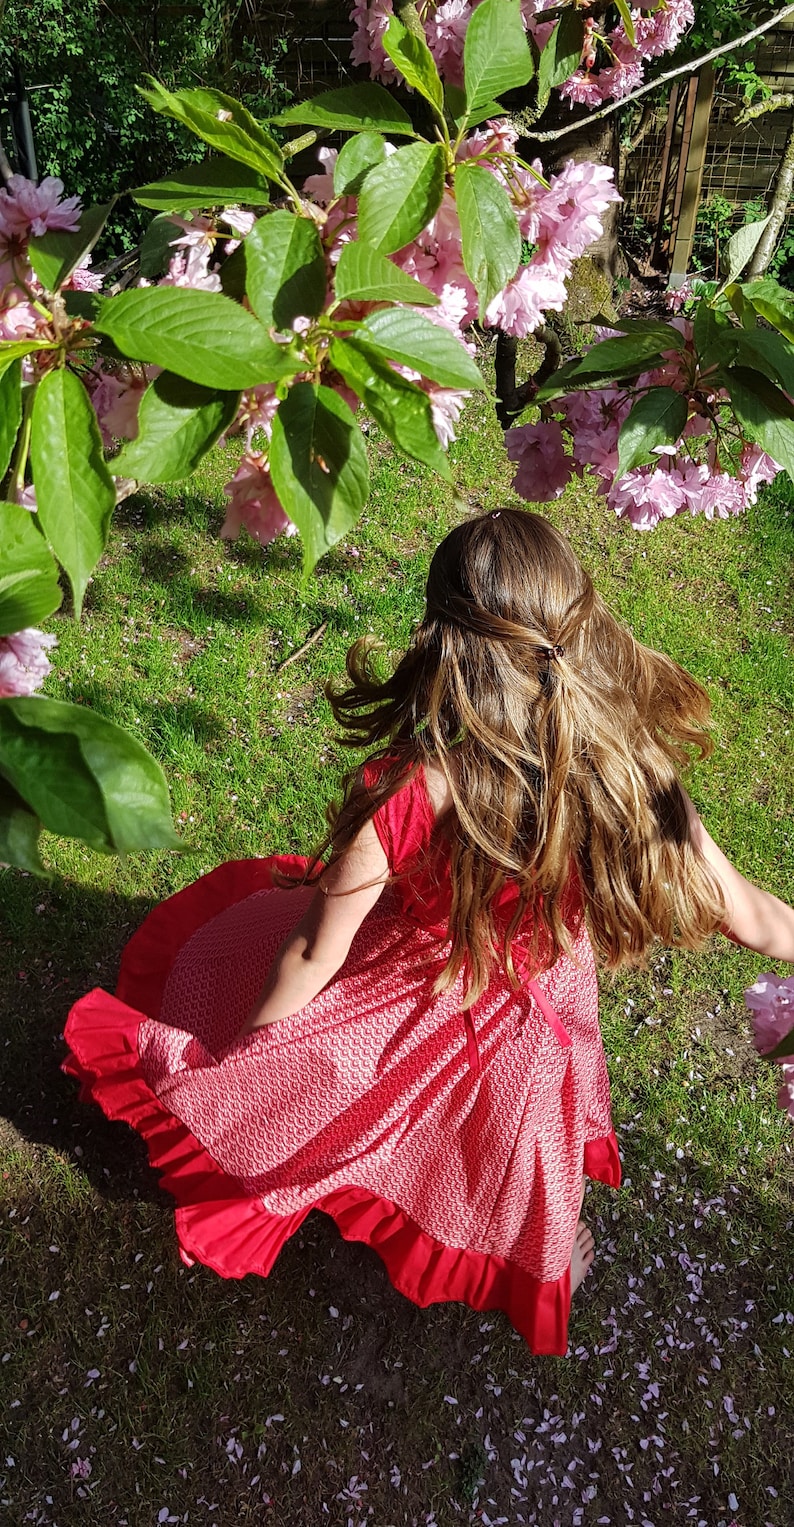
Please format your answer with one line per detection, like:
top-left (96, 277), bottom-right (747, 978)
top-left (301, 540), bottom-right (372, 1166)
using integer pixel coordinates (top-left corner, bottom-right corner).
top-left (570, 1220), bottom-right (595, 1292)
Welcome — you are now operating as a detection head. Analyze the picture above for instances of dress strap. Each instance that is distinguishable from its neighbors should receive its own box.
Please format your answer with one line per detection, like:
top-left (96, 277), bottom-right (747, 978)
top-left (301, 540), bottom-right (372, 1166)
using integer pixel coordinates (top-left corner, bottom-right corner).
top-left (527, 980), bottom-right (572, 1048)
top-left (461, 1008), bottom-right (481, 1075)
top-left (459, 980), bottom-right (570, 1076)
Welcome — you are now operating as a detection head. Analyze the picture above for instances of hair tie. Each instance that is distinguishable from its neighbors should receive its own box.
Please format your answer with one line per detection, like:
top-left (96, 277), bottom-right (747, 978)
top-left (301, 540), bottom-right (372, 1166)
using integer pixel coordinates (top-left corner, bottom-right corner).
top-left (538, 644), bottom-right (564, 662)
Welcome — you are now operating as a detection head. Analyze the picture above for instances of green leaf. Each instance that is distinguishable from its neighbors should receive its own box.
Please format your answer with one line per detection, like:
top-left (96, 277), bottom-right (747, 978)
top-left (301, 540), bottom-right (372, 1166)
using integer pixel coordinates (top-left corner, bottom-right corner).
top-left (94, 287), bottom-right (302, 389)
top-left (329, 334), bottom-right (450, 479)
top-left (140, 80), bottom-right (285, 185)
top-left (723, 282), bottom-right (755, 329)
top-left (62, 291), bottom-right (102, 323)
top-left (114, 373), bottom-right (241, 484)
top-left (0, 697), bottom-right (182, 853)
top-left (333, 132), bottom-right (387, 197)
top-left (693, 302), bottom-right (735, 369)
top-left (723, 365), bottom-right (794, 480)
top-left (243, 210), bottom-right (327, 331)
top-left (444, 83), bottom-right (468, 122)
top-left (0, 340), bottom-right (55, 380)
top-left (593, 313), bottom-right (686, 350)
top-left (463, 0), bottom-right (534, 117)
top-left (27, 201), bottom-right (114, 293)
top-left (382, 14), bottom-right (444, 111)
top-left (334, 241), bottom-right (439, 306)
top-left (535, 335), bottom-right (669, 401)
top-left (0, 699), bottom-right (110, 848)
top-left (616, 387), bottom-right (689, 477)
top-left (536, 11), bottom-right (585, 113)
top-left (0, 777), bottom-right (46, 876)
top-left (719, 216), bottom-right (770, 288)
top-left (219, 241), bottom-right (247, 302)
top-left (30, 368), bottom-right (115, 618)
top-left (743, 276), bottom-right (794, 342)
top-left (139, 213), bottom-right (181, 280)
top-left (271, 84), bottom-right (416, 136)
top-left (133, 155), bottom-right (272, 211)
top-left (269, 382), bottom-right (369, 575)
top-left (358, 307), bottom-right (485, 390)
top-left (358, 141), bottom-right (446, 254)
top-left (444, 83), bottom-right (506, 127)
top-left (0, 501), bottom-right (62, 636)
top-left (455, 161), bottom-right (520, 321)
top-left (732, 325), bottom-right (794, 397)
top-left (0, 359), bottom-right (22, 481)
top-left (614, 0), bottom-right (636, 46)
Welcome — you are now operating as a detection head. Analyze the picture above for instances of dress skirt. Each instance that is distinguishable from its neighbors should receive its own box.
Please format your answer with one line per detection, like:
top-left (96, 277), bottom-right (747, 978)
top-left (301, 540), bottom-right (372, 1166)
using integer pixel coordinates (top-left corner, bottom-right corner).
top-left (63, 856), bottom-right (620, 1356)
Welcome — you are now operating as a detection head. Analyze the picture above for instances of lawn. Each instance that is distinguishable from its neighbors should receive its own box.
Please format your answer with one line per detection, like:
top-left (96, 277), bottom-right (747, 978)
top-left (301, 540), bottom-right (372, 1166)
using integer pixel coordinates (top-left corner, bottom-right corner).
top-left (1, 367), bottom-right (793, 1527)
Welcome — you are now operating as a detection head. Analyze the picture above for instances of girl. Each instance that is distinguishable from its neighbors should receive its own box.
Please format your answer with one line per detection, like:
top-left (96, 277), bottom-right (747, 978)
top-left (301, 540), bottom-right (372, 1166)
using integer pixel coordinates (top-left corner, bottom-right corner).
top-left (63, 508), bottom-right (794, 1356)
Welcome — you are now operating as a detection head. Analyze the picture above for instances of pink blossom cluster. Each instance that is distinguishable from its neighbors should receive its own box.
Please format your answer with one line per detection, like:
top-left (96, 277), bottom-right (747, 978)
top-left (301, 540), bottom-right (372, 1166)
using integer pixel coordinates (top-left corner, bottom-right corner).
top-left (390, 121), bottom-right (620, 342)
top-left (0, 175), bottom-right (105, 342)
top-left (349, 0), bottom-right (693, 110)
top-left (0, 174), bottom-right (80, 261)
top-left (744, 973), bottom-right (794, 1121)
top-left (560, 0), bottom-right (695, 109)
top-left (0, 174), bottom-right (85, 338)
top-left (0, 628), bottom-right (57, 698)
top-left (507, 397), bottom-right (781, 528)
top-left (350, 0), bottom-right (475, 87)
top-left (506, 319), bottom-right (782, 526)
top-left (221, 451), bottom-right (296, 546)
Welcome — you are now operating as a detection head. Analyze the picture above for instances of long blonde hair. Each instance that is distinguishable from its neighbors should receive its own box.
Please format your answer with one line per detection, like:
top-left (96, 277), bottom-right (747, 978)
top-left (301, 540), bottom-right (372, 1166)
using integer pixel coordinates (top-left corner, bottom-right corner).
top-left (322, 508), bottom-right (725, 1005)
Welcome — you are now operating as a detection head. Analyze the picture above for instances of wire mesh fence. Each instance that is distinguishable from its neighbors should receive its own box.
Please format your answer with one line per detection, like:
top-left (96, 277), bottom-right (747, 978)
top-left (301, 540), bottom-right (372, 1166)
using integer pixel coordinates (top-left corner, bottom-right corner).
top-left (622, 26), bottom-right (794, 277)
top-left (245, 0), bottom-right (355, 95)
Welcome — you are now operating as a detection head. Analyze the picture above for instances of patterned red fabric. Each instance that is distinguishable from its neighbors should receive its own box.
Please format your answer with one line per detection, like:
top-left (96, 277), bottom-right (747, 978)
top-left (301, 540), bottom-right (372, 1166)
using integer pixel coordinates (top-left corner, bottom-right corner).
top-left (63, 768), bottom-right (620, 1355)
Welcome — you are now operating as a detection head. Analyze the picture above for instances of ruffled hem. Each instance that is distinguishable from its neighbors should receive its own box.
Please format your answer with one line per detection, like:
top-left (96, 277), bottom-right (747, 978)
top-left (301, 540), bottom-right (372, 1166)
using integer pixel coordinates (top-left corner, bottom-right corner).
top-left (64, 988), bottom-right (580, 1354)
top-left (63, 856), bottom-right (622, 1357)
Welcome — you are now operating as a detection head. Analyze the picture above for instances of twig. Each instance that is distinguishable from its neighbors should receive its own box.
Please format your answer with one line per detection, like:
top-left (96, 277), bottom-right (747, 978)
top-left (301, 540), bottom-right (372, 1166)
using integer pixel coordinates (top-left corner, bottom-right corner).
top-left (735, 91), bottom-right (794, 126)
top-left (275, 621), bottom-right (328, 672)
top-left (525, 2), bottom-right (794, 143)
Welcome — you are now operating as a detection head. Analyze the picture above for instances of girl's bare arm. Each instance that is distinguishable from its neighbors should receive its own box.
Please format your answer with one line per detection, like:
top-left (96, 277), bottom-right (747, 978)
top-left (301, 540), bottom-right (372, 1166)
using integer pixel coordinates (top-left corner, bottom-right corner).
top-left (236, 820), bottom-right (389, 1036)
top-left (684, 792), bottom-right (794, 963)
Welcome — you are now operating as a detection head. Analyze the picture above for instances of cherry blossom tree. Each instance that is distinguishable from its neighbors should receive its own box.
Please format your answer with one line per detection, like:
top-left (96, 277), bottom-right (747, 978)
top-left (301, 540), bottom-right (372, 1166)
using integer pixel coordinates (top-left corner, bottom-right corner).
top-left (1, 0), bottom-right (794, 886)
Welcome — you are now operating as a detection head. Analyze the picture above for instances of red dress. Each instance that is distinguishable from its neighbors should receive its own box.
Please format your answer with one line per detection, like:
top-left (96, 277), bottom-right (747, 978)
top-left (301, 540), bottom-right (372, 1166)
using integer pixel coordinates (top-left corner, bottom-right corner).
top-left (63, 761), bottom-right (620, 1356)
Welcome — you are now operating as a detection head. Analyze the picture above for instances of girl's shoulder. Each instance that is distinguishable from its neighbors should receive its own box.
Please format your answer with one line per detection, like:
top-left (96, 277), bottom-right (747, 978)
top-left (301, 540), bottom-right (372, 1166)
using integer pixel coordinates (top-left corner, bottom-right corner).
top-left (361, 753), bottom-right (440, 875)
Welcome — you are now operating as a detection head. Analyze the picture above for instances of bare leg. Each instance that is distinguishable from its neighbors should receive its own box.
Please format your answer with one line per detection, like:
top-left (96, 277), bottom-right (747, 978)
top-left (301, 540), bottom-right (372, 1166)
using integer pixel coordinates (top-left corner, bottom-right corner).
top-left (570, 1176), bottom-right (595, 1294)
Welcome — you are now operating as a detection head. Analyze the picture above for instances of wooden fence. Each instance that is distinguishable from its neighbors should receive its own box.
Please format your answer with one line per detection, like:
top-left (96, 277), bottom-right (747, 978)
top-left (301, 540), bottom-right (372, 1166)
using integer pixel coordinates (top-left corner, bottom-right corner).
top-left (622, 23), bottom-right (794, 275)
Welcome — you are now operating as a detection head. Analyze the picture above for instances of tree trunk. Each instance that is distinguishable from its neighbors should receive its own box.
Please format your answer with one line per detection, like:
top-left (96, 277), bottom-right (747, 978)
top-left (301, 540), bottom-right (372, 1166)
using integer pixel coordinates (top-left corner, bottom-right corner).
top-left (522, 110), bottom-right (623, 279)
top-left (748, 112), bottom-right (794, 277)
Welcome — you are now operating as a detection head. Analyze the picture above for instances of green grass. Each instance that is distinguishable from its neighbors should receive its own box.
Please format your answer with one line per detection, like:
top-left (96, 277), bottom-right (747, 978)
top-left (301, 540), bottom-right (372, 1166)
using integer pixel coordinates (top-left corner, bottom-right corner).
top-left (1, 378), bottom-right (793, 1525)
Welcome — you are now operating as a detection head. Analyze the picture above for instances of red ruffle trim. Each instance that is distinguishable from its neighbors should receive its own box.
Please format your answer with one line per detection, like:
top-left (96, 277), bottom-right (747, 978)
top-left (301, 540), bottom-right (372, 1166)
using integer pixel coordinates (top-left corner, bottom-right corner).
top-left (63, 857), bottom-right (622, 1357)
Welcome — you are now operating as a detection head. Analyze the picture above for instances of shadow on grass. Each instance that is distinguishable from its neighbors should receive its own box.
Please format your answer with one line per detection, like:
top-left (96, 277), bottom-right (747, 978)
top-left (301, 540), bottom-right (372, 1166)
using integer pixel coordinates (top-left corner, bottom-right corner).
top-left (0, 877), bottom-right (161, 1197)
top-left (114, 485), bottom-right (225, 535)
top-left (58, 684), bottom-right (229, 749)
top-left (87, 536), bottom-right (351, 635)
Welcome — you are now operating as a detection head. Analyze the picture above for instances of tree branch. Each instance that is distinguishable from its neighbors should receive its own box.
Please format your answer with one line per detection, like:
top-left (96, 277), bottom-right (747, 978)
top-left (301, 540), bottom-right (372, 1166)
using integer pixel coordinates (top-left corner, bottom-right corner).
top-left (748, 109), bottom-right (794, 275)
top-left (392, 0), bottom-right (427, 41)
top-left (735, 91), bottom-right (794, 126)
top-left (534, 0), bottom-right (612, 21)
top-left (494, 327), bottom-right (562, 428)
top-left (525, 2), bottom-right (794, 143)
